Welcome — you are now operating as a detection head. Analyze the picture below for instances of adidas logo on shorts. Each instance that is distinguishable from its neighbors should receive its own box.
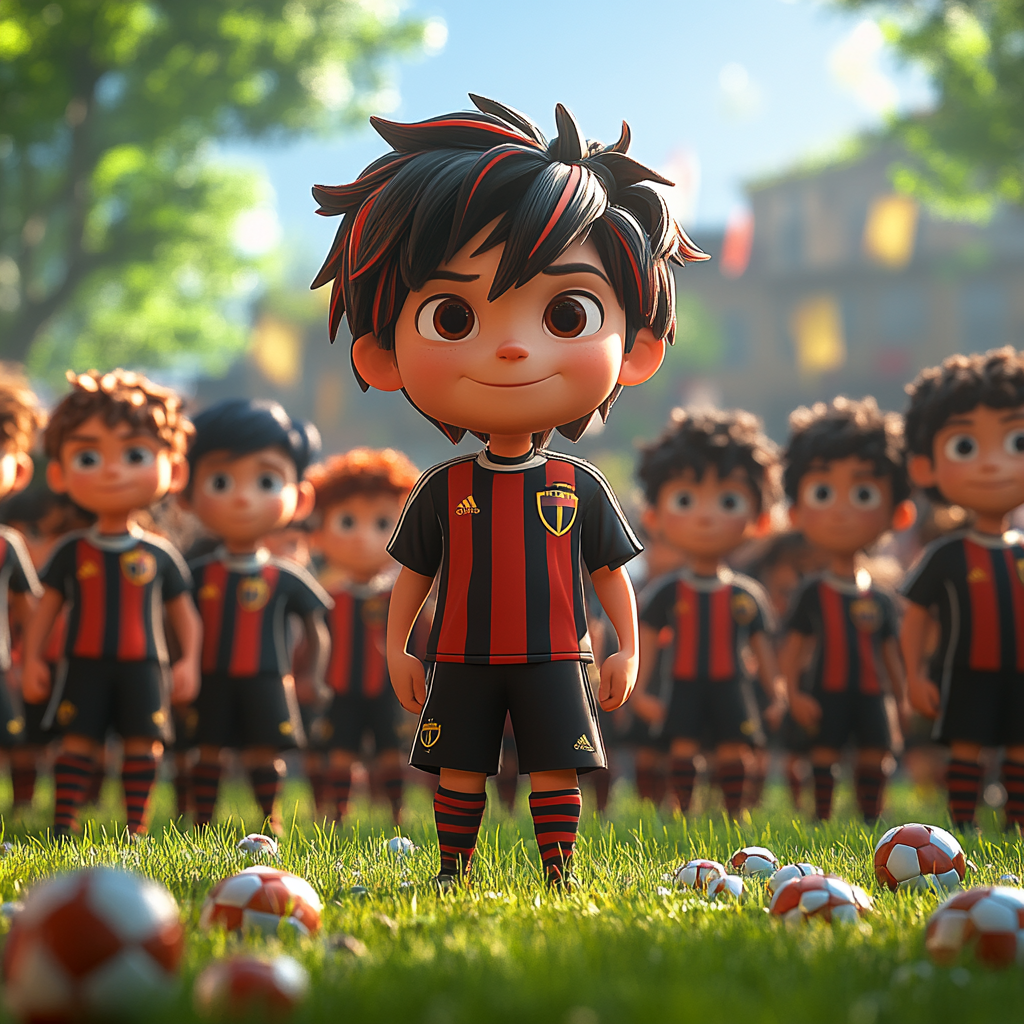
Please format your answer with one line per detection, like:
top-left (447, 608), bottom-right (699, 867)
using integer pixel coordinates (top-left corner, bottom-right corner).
top-left (574, 734), bottom-right (595, 752)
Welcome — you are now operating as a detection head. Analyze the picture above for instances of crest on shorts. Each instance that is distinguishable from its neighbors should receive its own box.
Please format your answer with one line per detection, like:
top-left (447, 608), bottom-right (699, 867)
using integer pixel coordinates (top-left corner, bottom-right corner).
top-left (420, 720), bottom-right (441, 748)
top-left (731, 592), bottom-right (758, 626)
top-left (237, 575), bottom-right (270, 612)
top-left (7, 717), bottom-right (23, 735)
top-left (537, 483), bottom-right (578, 537)
top-left (57, 701), bottom-right (77, 727)
top-left (120, 549), bottom-right (157, 586)
top-left (850, 597), bottom-right (882, 633)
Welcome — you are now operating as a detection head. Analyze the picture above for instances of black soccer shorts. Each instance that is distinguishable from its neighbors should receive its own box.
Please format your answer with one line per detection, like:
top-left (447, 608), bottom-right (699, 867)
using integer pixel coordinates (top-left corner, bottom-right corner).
top-left (812, 688), bottom-right (892, 751)
top-left (193, 672), bottom-right (304, 750)
top-left (325, 691), bottom-right (402, 755)
top-left (44, 658), bottom-right (171, 744)
top-left (0, 671), bottom-right (24, 749)
top-left (163, 703), bottom-right (199, 753)
top-left (662, 676), bottom-right (765, 749)
top-left (410, 660), bottom-right (606, 776)
top-left (937, 670), bottom-right (1024, 747)
top-left (22, 696), bottom-right (52, 746)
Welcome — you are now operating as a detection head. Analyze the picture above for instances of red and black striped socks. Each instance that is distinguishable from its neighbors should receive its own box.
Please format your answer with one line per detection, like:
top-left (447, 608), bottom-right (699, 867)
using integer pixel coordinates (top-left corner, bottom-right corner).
top-left (947, 758), bottom-right (982, 828)
top-left (855, 765), bottom-right (886, 823)
top-left (122, 754), bottom-right (158, 835)
top-left (719, 760), bottom-right (746, 816)
top-left (330, 765), bottom-right (352, 819)
top-left (53, 752), bottom-right (94, 835)
top-left (191, 761), bottom-right (222, 826)
top-left (1002, 760), bottom-right (1024, 830)
top-left (434, 786), bottom-right (486, 878)
top-left (670, 756), bottom-right (696, 812)
top-left (812, 764), bottom-right (835, 820)
top-left (529, 788), bottom-right (582, 887)
top-left (248, 763), bottom-right (282, 822)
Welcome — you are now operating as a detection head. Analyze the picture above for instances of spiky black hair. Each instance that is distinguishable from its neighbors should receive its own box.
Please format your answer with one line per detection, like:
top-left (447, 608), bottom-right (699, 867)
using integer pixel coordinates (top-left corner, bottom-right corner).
top-left (311, 95), bottom-right (708, 444)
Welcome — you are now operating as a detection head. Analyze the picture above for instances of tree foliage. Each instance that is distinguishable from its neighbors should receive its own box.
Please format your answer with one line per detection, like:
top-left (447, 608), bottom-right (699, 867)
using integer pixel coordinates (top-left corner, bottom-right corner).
top-left (0, 0), bottom-right (430, 376)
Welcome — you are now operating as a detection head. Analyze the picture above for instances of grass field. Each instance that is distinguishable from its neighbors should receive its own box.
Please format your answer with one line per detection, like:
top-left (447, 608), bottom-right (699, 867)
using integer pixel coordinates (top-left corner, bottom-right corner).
top-left (0, 777), bottom-right (1021, 1023)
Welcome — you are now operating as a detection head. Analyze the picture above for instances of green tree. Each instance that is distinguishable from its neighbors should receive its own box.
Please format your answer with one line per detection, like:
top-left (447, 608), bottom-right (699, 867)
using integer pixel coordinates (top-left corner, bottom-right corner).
top-left (833, 1), bottom-right (1024, 218)
top-left (0, 0), bottom-right (432, 375)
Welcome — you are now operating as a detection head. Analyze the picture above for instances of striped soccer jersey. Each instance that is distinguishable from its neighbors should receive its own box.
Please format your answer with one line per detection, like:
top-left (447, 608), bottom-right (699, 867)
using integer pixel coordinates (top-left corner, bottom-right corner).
top-left (324, 576), bottom-right (392, 697)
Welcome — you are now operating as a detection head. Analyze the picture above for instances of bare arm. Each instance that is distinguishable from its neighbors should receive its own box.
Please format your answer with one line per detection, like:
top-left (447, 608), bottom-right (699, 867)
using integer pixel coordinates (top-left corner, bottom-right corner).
top-left (749, 631), bottom-right (787, 730)
top-left (165, 593), bottom-right (201, 704)
top-left (880, 636), bottom-right (908, 706)
top-left (21, 586), bottom-right (63, 703)
top-left (900, 602), bottom-right (939, 718)
top-left (777, 630), bottom-right (820, 731)
top-left (590, 564), bottom-right (638, 712)
top-left (297, 610), bottom-right (330, 704)
top-left (386, 567), bottom-right (433, 714)
top-left (631, 622), bottom-right (667, 723)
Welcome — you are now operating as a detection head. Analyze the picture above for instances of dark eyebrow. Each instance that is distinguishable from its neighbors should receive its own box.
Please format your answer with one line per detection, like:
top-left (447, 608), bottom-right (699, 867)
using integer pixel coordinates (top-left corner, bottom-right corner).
top-left (542, 262), bottom-right (611, 285)
top-left (999, 409), bottom-right (1024, 422)
top-left (426, 270), bottom-right (479, 282)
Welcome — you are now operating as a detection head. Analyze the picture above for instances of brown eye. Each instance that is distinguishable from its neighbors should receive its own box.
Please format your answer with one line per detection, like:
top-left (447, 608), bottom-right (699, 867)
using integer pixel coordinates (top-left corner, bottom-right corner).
top-left (416, 296), bottom-right (478, 341)
top-left (542, 292), bottom-right (603, 339)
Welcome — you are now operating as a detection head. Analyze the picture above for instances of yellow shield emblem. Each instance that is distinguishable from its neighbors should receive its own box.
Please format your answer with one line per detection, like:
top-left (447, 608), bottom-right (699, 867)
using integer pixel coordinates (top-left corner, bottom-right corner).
top-left (237, 576), bottom-right (270, 612)
top-left (420, 720), bottom-right (441, 748)
top-left (120, 549), bottom-right (157, 586)
top-left (731, 592), bottom-right (758, 626)
top-left (850, 598), bottom-right (882, 633)
top-left (537, 484), bottom-right (578, 537)
top-left (1017, 559), bottom-right (1024, 586)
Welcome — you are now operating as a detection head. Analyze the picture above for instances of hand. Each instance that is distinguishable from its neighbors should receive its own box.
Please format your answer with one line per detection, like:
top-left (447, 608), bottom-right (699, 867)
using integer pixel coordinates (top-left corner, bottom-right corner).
top-left (389, 650), bottom-right (427, 714)
top-left (897, 697), bottom-right (914, 730)
top-left (171, 658), bottom-right (199, 705)
top-left (598, 650), bottom-right (638, 712)
top-left (789, 691), bottom-right (822, 732)
top-left (631, 692), bottom-right (666, 724)
top-left (21, 658), bottom-right (50, 704)
top-left (762, 697), bottom-right (787, 732)
top-left (908, 675), bottom-right (940, 719)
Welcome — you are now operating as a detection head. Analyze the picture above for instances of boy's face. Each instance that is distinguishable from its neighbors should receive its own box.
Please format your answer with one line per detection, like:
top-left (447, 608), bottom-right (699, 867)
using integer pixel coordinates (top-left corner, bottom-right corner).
top-left (789, 456), bottom-right (897, 557)
top-left (187, 448), bottom-right (314, 547)
top-left (352, 228), bottom-right (665, 437)
top-left (643, 467), bottom-right (760, 563)
top-left (909, 404), bottom-right (1024, 518)
top-left (312, 492), bottom-right (404, 580)
top-left (47, 415), bottom-right (185, 516)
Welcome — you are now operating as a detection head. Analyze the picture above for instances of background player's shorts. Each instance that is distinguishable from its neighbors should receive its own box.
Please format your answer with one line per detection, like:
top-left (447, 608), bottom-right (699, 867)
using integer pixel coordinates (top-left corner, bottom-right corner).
top-left (410, 661), bottom-right (606, 776)
top-left (813, 689), bottom-right (892, 751)
top-left (938, 670), bottom-right (1024, 747)
top-left (45, 658), bottom-right (170, 744)
top-left (325, 692), bottom-right (401, 754)
top-left (0, 671), bottom-right (24, 748)
top-left (22, 697), bottom-right (52, 746)
top-left (193, 672), bottom-right (304, 750)
top-left (780, 710), bottom-right (814, 755)
top-left (663, 676), bottom-right (765, 748)
top-left (165, 704), bottom-right (199, 752)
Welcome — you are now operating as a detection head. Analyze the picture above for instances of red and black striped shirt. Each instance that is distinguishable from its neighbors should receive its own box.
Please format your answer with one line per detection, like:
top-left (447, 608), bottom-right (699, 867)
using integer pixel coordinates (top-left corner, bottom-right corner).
top-left (639, 568), bottom-right (772, 683)
top-left (324, 577), bottom-right (391, 697)
top-left (785, 573), bottom-right (898, 695)
top-left (0, 525), bottom-right (42, 671)
top-left (902, 530), bottom-right (1024, 678)
top-left (387, 448), bottom-right (641, 665)
top-left (190, 548), bottom-right (332, 678)
top-left (40, 527), bottom-right (190, 663)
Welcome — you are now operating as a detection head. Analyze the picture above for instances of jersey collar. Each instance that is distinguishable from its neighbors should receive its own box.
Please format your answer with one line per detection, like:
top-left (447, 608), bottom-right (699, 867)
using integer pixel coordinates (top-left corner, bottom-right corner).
top-left (86, 523), bottom-right (144, 553)
top-left (822, 569), bottom-right (873, 596)
top-left (476, 447), bottom-right (546, 473)
top-left (344, 568), bottom-right (398, 600)
top-left (217, 545), bottom-right (271, 574)
top-left (678, 565), bottom-right (733, 592)
top-left (967, 528), bottom-right (1021, 548)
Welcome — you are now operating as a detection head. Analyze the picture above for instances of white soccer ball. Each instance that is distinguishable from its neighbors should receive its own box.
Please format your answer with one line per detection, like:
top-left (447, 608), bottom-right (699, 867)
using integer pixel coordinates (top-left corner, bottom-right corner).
top-left (672, 859), bottom-right (725, 891)
top-left (873, 823), bottom-right (966, 893)
top-left (199, 866), bottom-right (323, 937)
top-left (237, 833), bottom-right (279, 857)
top-left (769, 863), bottom-right (823, 894)
top-left (769, 874), bottom-right (873, 925)
top-left (386, 836), bottom-right (416, 858)
top-left (728, 846), bottom-right (779, 878)
top-left (194, 955), bottom-right (309, 1018)
top-left (3, 867), bottom-right (184, 1022)
top-left (926, 886), bottom-right (1024, 968)
top-left (707, 874), bottom-right (745, 901)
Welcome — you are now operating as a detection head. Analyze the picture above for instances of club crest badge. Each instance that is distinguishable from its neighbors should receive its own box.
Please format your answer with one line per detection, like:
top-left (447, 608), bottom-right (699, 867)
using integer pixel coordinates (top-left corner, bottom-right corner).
top-left (120, 549), bottom-right (157, 586)
top-left (362, 595), bottom-right (388, 626)
top-left (237, 576), bottom-right (270, 612)
top-left (1017, 559), bottom-right (1024, 586)
top-left (420, 720), bottom-right (441, 748)
top-left (537, 483), bottom-right (578, 537)
top-left (731, 592), bottom-right (758, 626)
top-left (850, 597), bottom-right (882, 633)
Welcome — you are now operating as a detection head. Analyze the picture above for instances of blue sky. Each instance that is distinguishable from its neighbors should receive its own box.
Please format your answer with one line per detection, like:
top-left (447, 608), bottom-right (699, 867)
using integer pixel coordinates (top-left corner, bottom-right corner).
top-left (227, 0), bottom-right (932, 276)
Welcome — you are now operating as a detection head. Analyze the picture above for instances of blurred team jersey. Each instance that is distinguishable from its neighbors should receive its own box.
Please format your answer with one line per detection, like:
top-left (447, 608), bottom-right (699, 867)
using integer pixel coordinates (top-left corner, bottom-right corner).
top-left (0, 525), bottom-right (42, 670)
top-left (324, 575), bottom-right (392, 697)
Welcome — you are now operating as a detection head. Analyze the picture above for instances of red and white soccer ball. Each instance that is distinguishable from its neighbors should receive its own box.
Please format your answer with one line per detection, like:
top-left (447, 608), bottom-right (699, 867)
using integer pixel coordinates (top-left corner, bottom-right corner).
top-left (873, 823), bottom-right (966, 893)
top-left (926, 886), bottom-right (1024, 968)
top-left (237, 833), bottom-right (279, 858)
top-left (672, 859), bottom-right (726, 891)
top-left (769, 874), bottom-right (873, 925)
top-left (194, 955), bottom-right (309, 1018)
top-left (3, 867), bottom-right (184, 1022)
top-left (769, 863), bottom-right (823, 895)
top-left (707, 874), bottom-right (745, 901)
top-left (200, 866), bottom-right (323, 937)
top-left (728, 846), bottom-right (779, 878)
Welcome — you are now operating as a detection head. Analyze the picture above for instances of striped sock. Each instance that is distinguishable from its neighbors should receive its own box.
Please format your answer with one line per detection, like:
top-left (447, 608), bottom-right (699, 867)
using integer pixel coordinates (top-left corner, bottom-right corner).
top-left (787, 761), bottom-right (804, 809)
top-left (947, 758), bottom-right (982, 828)
top-left (11, 764), bottom-right (36, 807)
top-left (173, 768), bottom-right (190, 817)
top-left (191, 761), bottom-right (222, 826)
top-left (249, 764), bottom-right (281, 822)
top-left (855, 765), bottom-right (886, 823)
top-left (330, 766), bottom-right (353, 819)
top-left (53, 752), bottom-right (94, 834)
top-left (434, 786), bottom-right (486, 878)
top-left (670, 756), bottom-right (696, 812)
top-left (813, 764), bottom-right (835, 820)
top-left (529, 788), bottom-right (582, 886)
top-left (719, 760), bottom-right (746, 816)
top-left (122, 754), bottom-right (158, 835)
top-left (1001, 760), bottom-right (1024, 829)
top-left (382, 765), bottom-right (404, 822)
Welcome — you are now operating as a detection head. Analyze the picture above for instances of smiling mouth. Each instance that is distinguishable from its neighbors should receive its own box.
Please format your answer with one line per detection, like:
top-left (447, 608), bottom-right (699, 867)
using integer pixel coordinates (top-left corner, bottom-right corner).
top-left (466, 376), bottom-right (553, 388)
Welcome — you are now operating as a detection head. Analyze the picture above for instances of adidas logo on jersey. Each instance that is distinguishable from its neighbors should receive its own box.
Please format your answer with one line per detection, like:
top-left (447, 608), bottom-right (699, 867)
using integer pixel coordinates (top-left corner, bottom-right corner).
top-left (968, 567), bottom-right (989, 583)
top-left (574, 734), bottom-right (595, 752)
top-left (455, 495), bottom-right (480, 515)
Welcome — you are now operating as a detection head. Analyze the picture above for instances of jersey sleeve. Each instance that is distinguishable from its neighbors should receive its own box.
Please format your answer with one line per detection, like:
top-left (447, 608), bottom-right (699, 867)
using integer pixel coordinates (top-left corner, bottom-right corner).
top-left (783, 581), bottom-right (817, 636)
top-left (387, 473), bottom-right (444, 578)
top-left (158, 544), bottom-right (192, 600)
top-left (39, 536), bottom-right (77, 594)
top-left (580, 473), bottom-right (643, 573)
top-left (745, 581), bottom-right (774, 636)
top-left (283, 567), bottom-right (333, 617)
top-left (3, 531), bottom-right (42, 598)
top-left (639, 579), bottom-right (676, 631)
top-left (901, 545), bottom-right (944, 609)
top-left (877, 590), bottom-right (899, 641)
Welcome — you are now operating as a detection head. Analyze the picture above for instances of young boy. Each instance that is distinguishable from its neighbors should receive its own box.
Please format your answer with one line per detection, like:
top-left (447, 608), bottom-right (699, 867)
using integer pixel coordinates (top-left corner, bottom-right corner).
top-left (631, 408), bottom-right (785, 816)
top-left (901, 348), bottom-right (1024, 831)
top-left (182, 399), bottom-right (332, 830)
top-left (21, 369), bottom-right (201, 836)
top-left (310, 95), bottom-right (707, 887)
top-left (778, 397), bottom-right (914, 824)
top-left (307, 447), bottom-right (419, 824)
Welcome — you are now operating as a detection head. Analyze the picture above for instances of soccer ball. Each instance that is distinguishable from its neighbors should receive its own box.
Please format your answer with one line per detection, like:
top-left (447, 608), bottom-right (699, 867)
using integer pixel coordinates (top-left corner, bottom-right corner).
top-left (237, 833), bottom-right (279, 857)
top-left (386, 836), bottom-right (416, 858)
top-left (925, 886), bottom-right (1024, 968)
top-left (200, 866), bottom-right (323, 937)
top-left (707, 874), bottom-right (745, 901)
top-left (769, 874), bottom-right (873, 925)
top-left (194, 955), bottom-right (309, 1017)
top-left (728, 846), bottom-right (779, 878)
top-left (3, 867), bottom-right (183, 1022)
top-left (873, 823), bottom-right (966, 893)
top-left (769, 863), bottom-right (823, 895)
top-left (672, 859), bottom-right (725, 891)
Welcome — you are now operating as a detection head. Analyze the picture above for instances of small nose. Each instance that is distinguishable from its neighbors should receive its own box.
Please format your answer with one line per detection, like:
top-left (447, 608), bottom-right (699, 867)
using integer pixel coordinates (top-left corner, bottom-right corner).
top-left (496, 339), bottom-right (529, 362)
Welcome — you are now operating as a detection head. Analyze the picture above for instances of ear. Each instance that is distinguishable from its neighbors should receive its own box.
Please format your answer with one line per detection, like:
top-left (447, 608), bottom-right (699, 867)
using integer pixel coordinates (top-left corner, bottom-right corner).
top-left (166, 453), bottom-right (189, 496)
top-left (908, 454), bottom-right (937, 489)
top-left (891, 499), bottom-right (917, 533)
top-left (291, 480), bottom-right (316, 524)
top-left (11, 452), bottom-right (34, 496)
top-left (618, 328), bottom-right (666, 387)
top-left (352, 334), bottom-right (404, 392)
top-left (46, 460), bottom-right (68, 495)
